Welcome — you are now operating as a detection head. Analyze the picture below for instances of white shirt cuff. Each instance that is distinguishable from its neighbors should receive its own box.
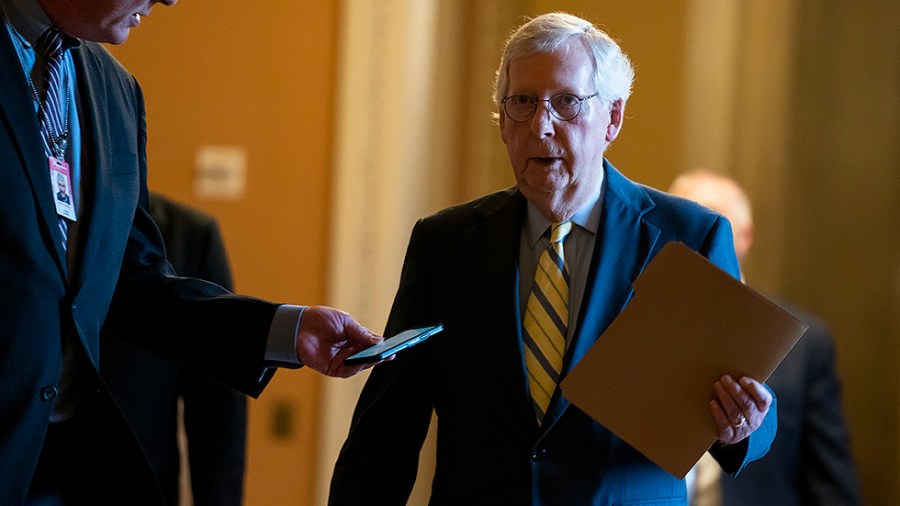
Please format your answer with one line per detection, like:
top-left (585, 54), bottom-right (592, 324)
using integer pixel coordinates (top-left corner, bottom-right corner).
top-left (264, 304), bottom-right (305, 369)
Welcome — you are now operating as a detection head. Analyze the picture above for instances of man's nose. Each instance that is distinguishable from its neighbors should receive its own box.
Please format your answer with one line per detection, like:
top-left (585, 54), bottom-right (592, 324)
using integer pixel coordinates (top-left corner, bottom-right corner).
top-left (530, 102), bottom-right (555, 138)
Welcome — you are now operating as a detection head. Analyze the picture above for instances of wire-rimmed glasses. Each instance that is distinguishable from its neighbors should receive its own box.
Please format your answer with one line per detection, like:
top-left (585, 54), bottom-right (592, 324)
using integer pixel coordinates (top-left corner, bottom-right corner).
top-left (500, 93), bottom-right (598, 122)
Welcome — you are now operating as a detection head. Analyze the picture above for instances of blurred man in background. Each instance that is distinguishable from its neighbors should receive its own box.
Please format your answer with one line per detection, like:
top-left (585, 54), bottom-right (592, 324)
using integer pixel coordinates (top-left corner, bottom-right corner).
top-left (669, 169), bottom-right (860, 506)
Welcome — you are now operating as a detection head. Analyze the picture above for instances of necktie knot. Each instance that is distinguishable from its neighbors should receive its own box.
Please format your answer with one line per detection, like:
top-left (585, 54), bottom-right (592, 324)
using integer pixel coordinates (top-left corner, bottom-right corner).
top-left (32, 25), bottom-right (73, 159)
top-left (36, 27), bottom-right (64, 61)
top-left (550, 221), bottom-right (572, 244)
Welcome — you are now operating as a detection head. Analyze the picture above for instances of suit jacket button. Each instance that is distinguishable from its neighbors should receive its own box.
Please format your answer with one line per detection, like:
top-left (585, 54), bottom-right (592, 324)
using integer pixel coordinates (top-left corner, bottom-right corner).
top-left (40, 386), bottom-right (58, 401)
top-left (531, 448), bottom-right (548, 462)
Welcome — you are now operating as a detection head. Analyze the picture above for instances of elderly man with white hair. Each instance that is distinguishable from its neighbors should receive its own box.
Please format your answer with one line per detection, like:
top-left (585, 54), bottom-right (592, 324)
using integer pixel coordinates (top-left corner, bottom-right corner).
top-left (330, 13), bottom-right (777, 505)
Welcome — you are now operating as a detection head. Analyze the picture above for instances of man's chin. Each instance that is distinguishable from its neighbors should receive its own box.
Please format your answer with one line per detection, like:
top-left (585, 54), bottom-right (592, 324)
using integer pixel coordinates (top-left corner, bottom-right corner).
top-left (518, 183), bottom-right (561, 207)
top-left (521, 172), bottom-right (567, 195)
top-left (104, 28), bottom-right (132, 45)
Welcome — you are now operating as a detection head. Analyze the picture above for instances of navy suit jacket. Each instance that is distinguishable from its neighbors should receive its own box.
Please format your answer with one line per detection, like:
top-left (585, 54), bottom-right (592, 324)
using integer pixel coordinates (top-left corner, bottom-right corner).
top-left (0, 29), bottom-right (277, 504)
top-left (330, 162), bottom-right (777, 505)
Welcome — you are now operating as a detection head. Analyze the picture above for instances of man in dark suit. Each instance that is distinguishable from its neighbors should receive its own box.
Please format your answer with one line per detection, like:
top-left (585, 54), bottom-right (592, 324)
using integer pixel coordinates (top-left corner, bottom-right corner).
top-left (0, 0), bottom-right (382, 503)
top-left (669, 169), bottom-right (861, 506)
top-left (102, 192), bottom-right (248, 506)
top-left (330, 13), bottom-right (776, 505)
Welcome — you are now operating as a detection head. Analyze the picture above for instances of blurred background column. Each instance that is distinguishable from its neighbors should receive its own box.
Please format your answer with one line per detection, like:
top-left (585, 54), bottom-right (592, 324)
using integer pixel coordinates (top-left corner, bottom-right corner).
top-left (317, 1), bottom-right (521, 504)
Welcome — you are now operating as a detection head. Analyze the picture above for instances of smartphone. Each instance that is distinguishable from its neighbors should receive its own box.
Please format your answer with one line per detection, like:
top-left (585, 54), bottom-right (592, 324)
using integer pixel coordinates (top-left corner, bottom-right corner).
top-left (344, 324), bottom-right (444, 366)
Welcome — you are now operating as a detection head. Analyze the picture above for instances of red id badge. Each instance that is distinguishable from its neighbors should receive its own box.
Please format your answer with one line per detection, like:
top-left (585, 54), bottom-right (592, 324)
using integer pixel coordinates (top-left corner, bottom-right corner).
top-left (49, 156), bottom-right (76, 221)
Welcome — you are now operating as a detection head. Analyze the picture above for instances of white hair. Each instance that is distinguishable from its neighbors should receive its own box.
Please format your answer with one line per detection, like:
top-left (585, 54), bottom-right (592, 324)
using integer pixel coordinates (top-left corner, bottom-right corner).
top-left (492, 12), bottom-right (635, 108)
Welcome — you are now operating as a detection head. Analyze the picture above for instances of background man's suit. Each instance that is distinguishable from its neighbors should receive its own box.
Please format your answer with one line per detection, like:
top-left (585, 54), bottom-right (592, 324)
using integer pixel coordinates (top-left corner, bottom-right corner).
top-left (102, 192), bottom-right (248, 506)
top-left (720, 300), bottom-right (859, 505)
top-left (330, 163), bottom-right (777, 505)
top-left (0, 25), bottom-right (278, 504)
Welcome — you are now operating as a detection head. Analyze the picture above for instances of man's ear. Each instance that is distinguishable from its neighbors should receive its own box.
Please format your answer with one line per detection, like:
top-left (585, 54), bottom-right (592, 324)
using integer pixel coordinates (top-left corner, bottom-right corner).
top-left (498, 109), bottom-right (509, 145)
top-left (606, 99), bottom-right (625, 142)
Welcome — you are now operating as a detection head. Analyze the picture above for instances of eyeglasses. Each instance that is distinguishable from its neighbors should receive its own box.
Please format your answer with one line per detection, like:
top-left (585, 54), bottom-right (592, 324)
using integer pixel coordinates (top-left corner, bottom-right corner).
top-left (500, 93), bottom-right (598, 122)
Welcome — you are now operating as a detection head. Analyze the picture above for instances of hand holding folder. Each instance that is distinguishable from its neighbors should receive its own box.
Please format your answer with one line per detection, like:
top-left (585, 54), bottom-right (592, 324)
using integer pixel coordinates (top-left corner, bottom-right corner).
top-left (560, 241), bottom-right (808, 478)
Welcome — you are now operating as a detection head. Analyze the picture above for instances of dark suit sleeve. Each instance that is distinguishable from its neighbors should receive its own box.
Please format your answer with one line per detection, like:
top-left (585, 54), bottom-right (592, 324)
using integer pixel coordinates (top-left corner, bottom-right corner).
top-left (94, 76), bottom-right (278, 396)
top-left (104, 83), bottom-right (277, 397)
top-left (329, 218), bottom-right (436, 505)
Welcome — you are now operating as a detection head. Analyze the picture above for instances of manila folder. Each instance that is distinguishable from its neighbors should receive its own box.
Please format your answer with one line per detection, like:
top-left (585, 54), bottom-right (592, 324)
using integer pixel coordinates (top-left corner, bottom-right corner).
top-left (560, 241), bottom-right (807, 479)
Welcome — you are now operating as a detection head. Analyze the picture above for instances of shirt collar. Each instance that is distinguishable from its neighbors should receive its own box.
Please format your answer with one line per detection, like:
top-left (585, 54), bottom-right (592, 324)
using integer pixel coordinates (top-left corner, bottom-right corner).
top-left (2, 0), bottom-right (53, 47)
top-left (524, 166), bottom-right (605, 248)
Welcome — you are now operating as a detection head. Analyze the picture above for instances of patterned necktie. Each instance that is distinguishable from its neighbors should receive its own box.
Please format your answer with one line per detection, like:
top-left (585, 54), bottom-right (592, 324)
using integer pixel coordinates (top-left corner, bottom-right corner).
top-left (523, 221), bottom-right (572, 421)
top-left (35, 27), bottom-right (71, 252)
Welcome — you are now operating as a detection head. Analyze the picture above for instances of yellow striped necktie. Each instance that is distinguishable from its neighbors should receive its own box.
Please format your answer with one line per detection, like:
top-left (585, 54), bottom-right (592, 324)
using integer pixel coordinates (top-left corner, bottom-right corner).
top-left (523, 221), bottom-right (572, 421)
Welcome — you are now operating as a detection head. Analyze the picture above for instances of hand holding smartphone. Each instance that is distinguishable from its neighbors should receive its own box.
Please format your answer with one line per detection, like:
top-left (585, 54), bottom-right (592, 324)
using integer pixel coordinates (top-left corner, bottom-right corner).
top-left (344, 324), bottom-right (443, 366)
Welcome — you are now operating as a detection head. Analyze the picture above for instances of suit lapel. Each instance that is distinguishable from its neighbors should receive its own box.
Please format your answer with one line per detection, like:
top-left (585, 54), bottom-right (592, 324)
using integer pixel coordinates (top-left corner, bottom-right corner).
top-left (0, 28), bottom-right (68, 276)
top-left (67, 43), bottom-right (113, 291)
top-left (542, 161), bottom-right (662, 428)
top-left (463, 189), bottom-right (538, 425)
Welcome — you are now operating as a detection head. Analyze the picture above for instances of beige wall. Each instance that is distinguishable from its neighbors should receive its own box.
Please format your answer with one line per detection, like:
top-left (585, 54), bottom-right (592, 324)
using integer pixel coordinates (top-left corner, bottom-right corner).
top-left (106, 1), bottom-right (899, 505)
top-left (779, 2), bottom-right (900, 504)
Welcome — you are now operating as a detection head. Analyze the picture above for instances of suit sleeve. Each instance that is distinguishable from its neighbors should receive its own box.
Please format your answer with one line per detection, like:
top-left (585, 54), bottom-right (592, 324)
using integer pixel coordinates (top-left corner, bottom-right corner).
top-left (329, 219), bottom-right (436, 505)
top-left (105, 83), bottom-right (278, 398)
